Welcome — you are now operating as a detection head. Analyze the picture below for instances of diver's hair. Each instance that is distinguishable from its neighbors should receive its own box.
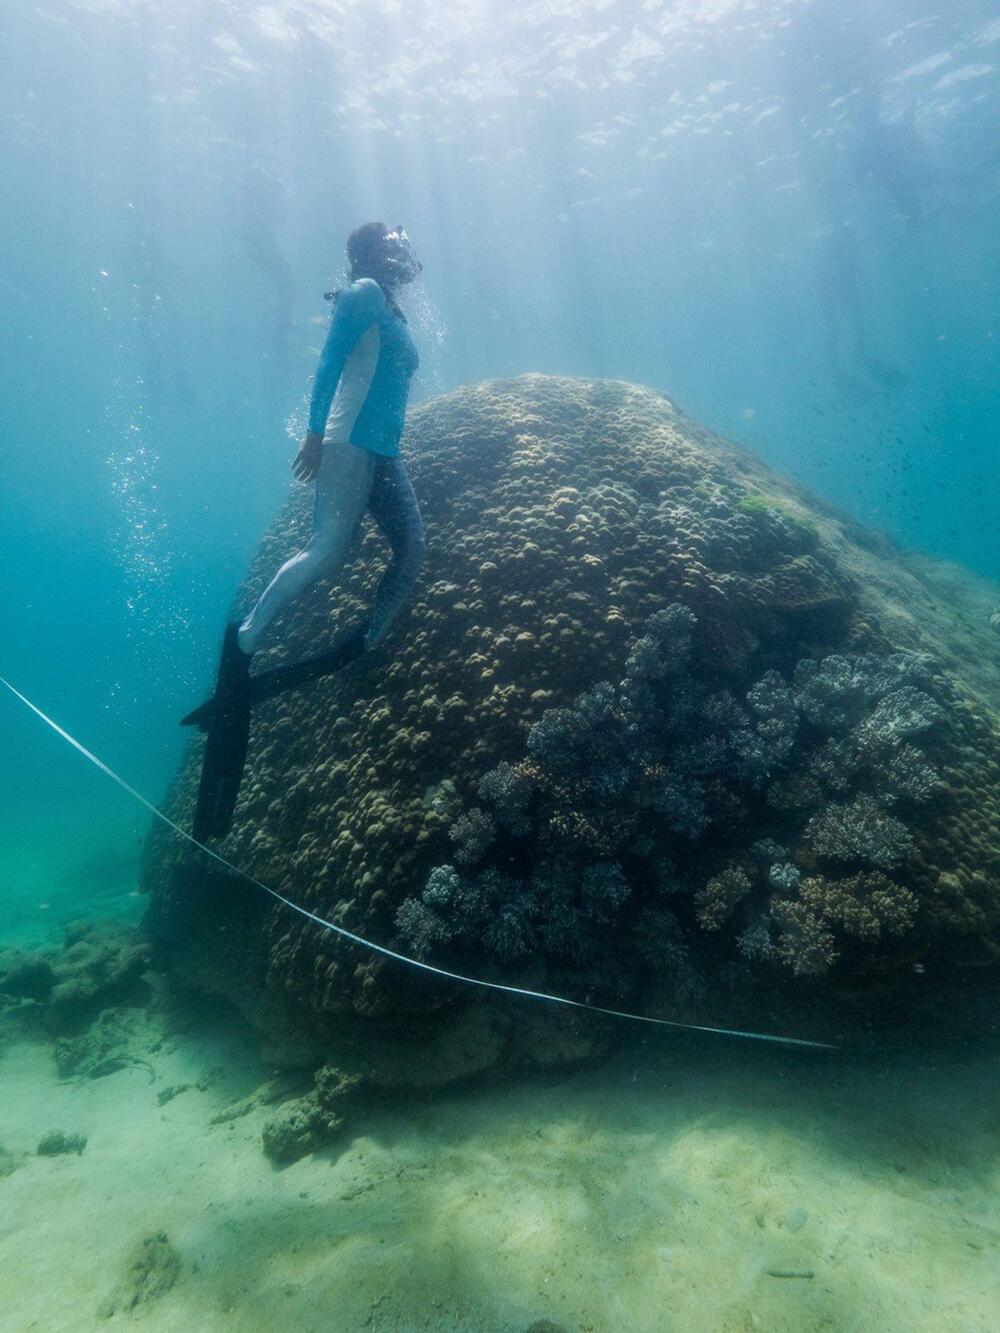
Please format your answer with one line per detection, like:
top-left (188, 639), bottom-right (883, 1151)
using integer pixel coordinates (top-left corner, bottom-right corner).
top-left (324, 221), bottom-right (404, 318)
top-left (347, 221), bottom-right (390, 279)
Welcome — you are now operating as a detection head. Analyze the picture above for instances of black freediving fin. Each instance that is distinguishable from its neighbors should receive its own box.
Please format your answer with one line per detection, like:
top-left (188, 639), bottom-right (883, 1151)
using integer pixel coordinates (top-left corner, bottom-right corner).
top-left (180, 622), bottom-right (368, 733)
top-left (248, 622), bottom-right (367, 705)
top-left (191, 623), bottom-right (251, 842)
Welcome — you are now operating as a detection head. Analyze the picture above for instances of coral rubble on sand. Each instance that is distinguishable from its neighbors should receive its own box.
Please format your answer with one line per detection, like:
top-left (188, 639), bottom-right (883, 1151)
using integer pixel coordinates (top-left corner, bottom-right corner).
top-left (143, 377), bottom-right (1000, 1075)
top-left (0, 921), bottom-right (149, 1036)
top-left (260, 1066), bottom-right (362, 1165)
top-left (0, 923), bottom-right (157, 1099)
top-left (36, 1130), bottom-right (87, 1156)
top-left (98, 1233), bottom-right (181, 1318)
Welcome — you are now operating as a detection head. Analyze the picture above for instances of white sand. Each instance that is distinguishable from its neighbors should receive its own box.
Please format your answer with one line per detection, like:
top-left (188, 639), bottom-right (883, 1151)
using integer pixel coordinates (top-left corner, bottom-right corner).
top-left (1, 1015), bottom-right (997, 1332)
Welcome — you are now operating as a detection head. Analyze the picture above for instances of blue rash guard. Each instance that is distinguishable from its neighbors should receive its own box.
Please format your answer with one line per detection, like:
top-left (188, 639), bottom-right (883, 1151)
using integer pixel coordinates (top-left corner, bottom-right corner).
top-left (307, 277), bottom-right (419, 458)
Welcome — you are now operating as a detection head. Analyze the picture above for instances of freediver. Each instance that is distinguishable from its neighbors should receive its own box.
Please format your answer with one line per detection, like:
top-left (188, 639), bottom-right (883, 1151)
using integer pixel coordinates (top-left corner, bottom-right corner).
top-left (184, 222), bottom-right (426, 840)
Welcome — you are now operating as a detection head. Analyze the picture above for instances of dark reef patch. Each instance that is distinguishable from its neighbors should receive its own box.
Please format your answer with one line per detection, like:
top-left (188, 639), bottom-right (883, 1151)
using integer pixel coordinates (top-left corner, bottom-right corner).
top-left (142, 377), bottom-right (1000, 1080)
top-left (0, 921), bottom-right (150, 1037)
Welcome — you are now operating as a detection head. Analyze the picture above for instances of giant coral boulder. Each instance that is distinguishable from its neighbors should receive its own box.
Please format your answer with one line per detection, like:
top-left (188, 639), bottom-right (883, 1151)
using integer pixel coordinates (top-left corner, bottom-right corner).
top-left (143, 377), bottom-right (1000, 1071)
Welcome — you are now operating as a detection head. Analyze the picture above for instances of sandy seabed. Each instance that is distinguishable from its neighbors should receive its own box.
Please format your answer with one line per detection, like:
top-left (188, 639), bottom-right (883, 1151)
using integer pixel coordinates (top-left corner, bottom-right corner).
top-left (1, 1008), bottom-right (998, 1333)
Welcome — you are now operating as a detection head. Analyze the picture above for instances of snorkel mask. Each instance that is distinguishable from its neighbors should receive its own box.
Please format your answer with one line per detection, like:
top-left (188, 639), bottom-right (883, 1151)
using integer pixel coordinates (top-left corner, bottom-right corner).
top-left (380, 225), bottom-right (422, 285)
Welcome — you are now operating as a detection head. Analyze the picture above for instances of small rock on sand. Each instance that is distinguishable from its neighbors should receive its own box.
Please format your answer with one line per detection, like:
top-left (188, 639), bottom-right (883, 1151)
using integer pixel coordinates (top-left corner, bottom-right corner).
top-left (157, 1083), bottom-right (191, 1107)
top-left (37, 1131), bottom-right (87, 1156)
top-left (98, 1232), bottom-right (181, 1318)
top-left (0, 1145), bottom-right (27, 1179)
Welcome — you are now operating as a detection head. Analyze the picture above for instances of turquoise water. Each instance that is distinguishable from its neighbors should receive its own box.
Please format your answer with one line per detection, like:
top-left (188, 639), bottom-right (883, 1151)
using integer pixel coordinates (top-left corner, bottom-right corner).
top-left (1, 4), bottom-right (999, 1328)
top-left (2, 1), bottom-right (998, 912)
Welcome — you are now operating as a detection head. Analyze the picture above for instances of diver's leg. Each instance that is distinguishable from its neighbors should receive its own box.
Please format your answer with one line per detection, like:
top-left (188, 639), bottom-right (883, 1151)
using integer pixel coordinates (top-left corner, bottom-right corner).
top-left (364, 458), bottom-right (426, 648)
top-left (237, 440), bottom-right (376, 654)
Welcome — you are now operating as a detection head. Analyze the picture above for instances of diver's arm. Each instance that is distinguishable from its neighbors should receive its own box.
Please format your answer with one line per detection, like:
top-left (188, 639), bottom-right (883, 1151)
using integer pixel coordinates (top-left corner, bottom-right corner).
top-left (307, 279), bottom-right (386, 438)
top-left (293, 434), bottom-right (323, 481)
top-left (293, 280), bottom-right (384, 481)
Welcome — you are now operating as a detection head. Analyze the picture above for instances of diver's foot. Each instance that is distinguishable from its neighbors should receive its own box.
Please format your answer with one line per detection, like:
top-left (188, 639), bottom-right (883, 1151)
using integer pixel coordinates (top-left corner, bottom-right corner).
top-left (181, 620), bottom-right (370, 728)
top-left (236, 621), bottom-right (256, 656)
top-left (180, 624), bottom-right (251, 731)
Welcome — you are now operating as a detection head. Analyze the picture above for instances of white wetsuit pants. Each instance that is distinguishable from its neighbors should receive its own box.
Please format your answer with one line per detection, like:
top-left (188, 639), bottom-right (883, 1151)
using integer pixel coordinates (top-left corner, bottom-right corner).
top-left (237, 438), bottom-right (425, 655)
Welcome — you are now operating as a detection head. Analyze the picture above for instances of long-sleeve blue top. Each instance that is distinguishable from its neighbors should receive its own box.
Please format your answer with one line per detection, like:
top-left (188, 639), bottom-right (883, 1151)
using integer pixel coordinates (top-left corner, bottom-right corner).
top-left (307, 277), bottom-right (419, 458)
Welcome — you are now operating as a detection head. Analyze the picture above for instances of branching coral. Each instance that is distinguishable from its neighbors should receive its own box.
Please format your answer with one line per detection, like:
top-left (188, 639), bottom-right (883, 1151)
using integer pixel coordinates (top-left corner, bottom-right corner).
top-left (481, 906), bottom-right (534, 962)
top-left (634, 906), bottom-right (706, 1007)
top-left (857, 686), bottom-right (944, 747)
top-left (824, 872), bottom-right (918, 942)
top-left (648, 773), bottom-right (710, 838)
top-left (792, 658), bottom-right (943, 816)
top-left (695, 865), bottom-right (752, 931)
top-left (394, 897), bottom-right (453, 959)
top-left (449, 808), bottom-right (496, 866)
top-left (871, 744), bottom-right (939, 804)
top-left (398, 603), bottom-right (940, 982)
top-left (737, 672), bottom-right (799, 780)
top-left (771, 896), bottom-right (838, 977)
top-left (806, 794), bottom-right (914, 869)
top-left (793, 654), bottom-right (938, 736)
top-left (768, 862), bottom-right (801, 892)
top-left (751, 838), bottom-right (787, 864)
top-left (793, 655), bottom-right (870, 731)
top-left (581, 862), bottom-right (630, 921)
top-left (477, 762), bottom-right (535, 836)
top-left (397, 856), bottom-right (633, 967)
top-left (736, 918), bottom-right (777, 963)
top-left (624, 604), bottom-right (697, 687)
top-left (772, 872), bottom-right (917, 975)
top-left (531, 861), bottom-right (600, 964)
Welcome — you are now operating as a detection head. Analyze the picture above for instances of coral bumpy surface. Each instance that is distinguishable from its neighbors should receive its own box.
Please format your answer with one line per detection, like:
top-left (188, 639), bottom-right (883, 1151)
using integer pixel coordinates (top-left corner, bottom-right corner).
top-left (144, 377), bottom-right (1000, 1048)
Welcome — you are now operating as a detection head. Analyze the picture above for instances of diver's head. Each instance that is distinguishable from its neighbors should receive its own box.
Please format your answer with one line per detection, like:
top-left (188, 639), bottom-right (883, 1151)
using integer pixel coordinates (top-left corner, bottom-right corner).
top-left (347, 222), bottom-right (422, 290)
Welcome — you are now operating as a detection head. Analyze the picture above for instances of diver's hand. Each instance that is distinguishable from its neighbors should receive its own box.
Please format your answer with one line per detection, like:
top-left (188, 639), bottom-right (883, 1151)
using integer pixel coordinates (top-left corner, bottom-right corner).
top-left (293, 432), bottom-right (323, 483)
